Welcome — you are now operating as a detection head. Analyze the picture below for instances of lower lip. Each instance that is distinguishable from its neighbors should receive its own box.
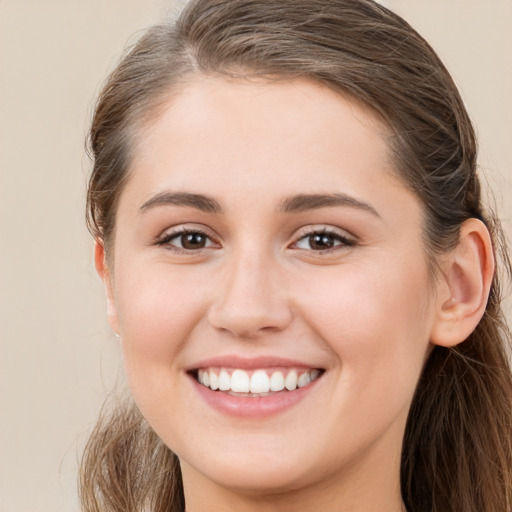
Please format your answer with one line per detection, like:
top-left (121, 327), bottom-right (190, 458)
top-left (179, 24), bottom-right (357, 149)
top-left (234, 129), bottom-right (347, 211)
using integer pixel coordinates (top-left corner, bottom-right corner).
top-left (190, 375), bottom-right (322, 418)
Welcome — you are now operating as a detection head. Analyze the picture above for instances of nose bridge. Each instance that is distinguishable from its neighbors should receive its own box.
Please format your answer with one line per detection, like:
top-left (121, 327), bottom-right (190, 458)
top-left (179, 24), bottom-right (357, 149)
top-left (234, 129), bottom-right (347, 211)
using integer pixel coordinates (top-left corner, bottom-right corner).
top-left (208, 242), bottom-right (292, 338)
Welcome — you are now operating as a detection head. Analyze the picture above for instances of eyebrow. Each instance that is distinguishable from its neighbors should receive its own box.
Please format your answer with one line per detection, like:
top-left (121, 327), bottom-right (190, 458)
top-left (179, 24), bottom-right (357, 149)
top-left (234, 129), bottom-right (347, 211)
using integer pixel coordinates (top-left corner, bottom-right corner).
top-left (277, 193), bottom-right (380, 217)
top-left (139, 191), bottom-right (380, 218)
top-left (140, 192), bottom-right (223, 213)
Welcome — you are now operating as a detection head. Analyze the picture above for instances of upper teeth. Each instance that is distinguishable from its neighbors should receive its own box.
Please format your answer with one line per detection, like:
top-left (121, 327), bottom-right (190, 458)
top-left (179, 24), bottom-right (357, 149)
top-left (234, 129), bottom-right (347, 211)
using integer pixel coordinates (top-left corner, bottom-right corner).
top-left (197, 368), bottom-right (321, 394)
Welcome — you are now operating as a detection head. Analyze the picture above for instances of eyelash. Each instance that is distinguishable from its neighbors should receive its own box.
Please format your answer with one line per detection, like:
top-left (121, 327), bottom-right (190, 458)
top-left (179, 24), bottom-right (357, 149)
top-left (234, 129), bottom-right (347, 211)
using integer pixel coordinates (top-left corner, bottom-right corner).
top-left (155, 227), bottom-right (356, 254)
top-left (292, 228), bottom-right (356, 253)
top-left (156, 228), bottom-right (219, 254)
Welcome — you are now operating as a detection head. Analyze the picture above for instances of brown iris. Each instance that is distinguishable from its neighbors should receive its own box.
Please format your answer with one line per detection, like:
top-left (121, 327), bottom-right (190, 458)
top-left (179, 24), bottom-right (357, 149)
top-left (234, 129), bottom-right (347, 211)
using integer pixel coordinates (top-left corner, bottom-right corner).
top-left (181, 232), bottom-right (208, 249)
top-left (308, 233), bottom-right (336, 250)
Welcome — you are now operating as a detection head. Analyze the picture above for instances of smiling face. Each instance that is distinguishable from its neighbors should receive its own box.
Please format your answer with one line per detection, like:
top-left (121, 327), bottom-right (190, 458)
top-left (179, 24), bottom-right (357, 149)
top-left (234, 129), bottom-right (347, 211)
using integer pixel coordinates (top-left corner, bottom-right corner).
top-left (100, 77), bottom-right (440, 508)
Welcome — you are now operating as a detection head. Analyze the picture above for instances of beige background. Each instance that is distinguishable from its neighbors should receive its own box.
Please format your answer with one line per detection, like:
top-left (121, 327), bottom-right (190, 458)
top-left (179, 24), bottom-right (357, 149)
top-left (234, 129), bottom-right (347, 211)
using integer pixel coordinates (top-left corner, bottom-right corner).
top-left (0, 1), bottom-right (510, 511)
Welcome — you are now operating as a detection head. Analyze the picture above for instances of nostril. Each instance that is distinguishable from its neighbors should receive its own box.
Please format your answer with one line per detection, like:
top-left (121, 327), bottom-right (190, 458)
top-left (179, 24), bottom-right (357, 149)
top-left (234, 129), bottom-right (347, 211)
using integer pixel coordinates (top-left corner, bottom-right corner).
top-left (208, 301), bottom-right (293, 339)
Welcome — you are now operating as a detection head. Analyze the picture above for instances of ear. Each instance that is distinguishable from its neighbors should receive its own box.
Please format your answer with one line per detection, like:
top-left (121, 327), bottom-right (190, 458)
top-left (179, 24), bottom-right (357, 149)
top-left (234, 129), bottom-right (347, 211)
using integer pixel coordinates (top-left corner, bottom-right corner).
top-left (430, 218), bottom-right (495, 347)
top-left (94, 240), bottom-right (120, 336)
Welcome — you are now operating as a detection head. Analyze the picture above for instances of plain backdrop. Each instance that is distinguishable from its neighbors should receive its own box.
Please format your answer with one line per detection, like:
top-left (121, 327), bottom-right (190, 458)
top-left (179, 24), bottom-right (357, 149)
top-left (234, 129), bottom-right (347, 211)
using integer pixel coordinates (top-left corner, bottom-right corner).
top-left (0, 1), bottom-right (510, 511)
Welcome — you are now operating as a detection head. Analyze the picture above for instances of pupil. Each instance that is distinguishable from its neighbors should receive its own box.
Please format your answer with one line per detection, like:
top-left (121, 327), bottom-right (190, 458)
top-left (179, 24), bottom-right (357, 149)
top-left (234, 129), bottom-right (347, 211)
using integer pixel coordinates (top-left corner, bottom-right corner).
top-left (182, 233), bottom-right (206, 249)
top-left (310, 234), bottom-right (334, 249)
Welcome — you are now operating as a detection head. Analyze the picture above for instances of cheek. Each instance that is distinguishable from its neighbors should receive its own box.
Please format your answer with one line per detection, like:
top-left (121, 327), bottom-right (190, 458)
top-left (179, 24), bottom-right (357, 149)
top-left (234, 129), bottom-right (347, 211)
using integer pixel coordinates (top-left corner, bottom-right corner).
top-left (113, 262), bottom-right (212, 384)
top-left (292, 257), bottom-right (432, 396)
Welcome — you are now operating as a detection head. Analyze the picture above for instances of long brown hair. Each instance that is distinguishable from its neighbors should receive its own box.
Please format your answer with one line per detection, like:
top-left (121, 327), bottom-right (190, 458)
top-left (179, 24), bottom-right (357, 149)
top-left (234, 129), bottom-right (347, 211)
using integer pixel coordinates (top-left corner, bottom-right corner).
top-left (82, 1), bottom-right (512, 510)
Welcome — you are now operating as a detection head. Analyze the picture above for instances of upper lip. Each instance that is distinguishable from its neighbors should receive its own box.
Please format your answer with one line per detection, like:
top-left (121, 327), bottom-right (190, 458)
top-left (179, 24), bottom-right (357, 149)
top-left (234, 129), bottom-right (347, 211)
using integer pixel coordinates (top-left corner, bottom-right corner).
top-left (187, 355), bottom-right (324, 371)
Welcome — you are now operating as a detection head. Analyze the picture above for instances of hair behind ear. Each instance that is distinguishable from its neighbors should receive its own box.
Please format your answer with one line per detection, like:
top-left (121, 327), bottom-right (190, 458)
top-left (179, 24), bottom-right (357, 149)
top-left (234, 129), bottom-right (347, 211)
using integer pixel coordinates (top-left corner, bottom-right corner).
top-left (79, 394), bottom-right (184, 512)
top-left (402, 320), bottom-right (512, 511)
top-left (402, 213), bottom-right (512, 511)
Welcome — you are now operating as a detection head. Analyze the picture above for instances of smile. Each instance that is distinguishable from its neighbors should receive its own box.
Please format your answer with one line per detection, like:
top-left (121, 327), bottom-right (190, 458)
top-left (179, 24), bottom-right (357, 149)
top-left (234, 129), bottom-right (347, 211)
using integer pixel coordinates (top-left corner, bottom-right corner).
top-left (196, 367), bottom-right (322, 396)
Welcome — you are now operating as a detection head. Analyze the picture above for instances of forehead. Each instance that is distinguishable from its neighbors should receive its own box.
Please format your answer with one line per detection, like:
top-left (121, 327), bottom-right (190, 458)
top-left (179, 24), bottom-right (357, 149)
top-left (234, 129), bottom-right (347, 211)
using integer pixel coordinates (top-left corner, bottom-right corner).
top-left (120, 76), bottom-right (418, 227)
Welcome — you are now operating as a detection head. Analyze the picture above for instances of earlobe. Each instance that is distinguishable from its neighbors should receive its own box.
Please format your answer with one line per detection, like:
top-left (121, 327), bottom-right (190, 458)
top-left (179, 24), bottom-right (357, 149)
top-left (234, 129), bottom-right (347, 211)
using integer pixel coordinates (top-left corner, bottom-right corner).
top-left (93, 240), bottom-right (120, 336)
top-left (430, 218), bottom-right (494, 347)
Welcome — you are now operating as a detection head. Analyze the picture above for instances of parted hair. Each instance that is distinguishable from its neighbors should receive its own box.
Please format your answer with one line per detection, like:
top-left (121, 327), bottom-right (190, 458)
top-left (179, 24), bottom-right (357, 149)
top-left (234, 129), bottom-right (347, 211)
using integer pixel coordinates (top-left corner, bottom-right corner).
top-left (82, 1), bottom-right (512, 510)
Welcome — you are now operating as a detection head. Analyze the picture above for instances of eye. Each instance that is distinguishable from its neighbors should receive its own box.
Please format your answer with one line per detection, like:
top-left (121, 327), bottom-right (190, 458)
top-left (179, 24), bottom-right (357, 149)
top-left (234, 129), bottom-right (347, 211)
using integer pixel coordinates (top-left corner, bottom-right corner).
top-left (157, 228), bottom-right (218, 252)
top-left (293, 229), bottom-right (355, 252)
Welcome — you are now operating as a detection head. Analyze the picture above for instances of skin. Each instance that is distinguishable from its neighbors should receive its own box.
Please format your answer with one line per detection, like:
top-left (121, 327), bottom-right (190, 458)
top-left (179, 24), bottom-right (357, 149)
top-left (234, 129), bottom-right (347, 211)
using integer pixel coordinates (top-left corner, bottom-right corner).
top-left (95, 77), bottom-right (494, 512)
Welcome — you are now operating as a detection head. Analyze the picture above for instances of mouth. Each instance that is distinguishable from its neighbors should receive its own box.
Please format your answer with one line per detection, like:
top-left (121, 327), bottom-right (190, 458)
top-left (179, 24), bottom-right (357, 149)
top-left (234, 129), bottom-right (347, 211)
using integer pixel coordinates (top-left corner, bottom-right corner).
top-left (191, 367), bottom-right (324, 397)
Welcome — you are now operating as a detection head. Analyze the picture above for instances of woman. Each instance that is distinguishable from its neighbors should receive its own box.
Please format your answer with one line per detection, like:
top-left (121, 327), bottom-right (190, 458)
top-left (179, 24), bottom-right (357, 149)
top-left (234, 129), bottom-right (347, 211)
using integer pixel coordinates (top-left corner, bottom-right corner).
top-left (80, 0), bottom-right (512, 510)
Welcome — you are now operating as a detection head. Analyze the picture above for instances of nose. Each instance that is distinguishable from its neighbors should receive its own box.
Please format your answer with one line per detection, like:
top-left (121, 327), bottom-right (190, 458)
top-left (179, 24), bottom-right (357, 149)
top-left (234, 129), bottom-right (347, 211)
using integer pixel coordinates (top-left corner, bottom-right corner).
top-left (207, 251), bottom-right (293, 339)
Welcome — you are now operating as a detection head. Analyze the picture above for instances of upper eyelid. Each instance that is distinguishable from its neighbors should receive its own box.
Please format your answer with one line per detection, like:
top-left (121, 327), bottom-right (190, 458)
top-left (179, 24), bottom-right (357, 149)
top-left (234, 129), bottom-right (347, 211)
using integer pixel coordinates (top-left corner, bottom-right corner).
top-left (292, 225), bottom-right (356, 241)
top-left (157, 224), bottom-right (216, 239)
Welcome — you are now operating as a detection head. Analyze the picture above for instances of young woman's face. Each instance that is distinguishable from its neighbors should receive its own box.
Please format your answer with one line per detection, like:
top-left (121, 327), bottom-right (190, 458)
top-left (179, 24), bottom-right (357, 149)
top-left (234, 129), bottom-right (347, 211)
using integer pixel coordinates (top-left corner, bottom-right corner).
top-left (105, 78), bottom-right (439, 498)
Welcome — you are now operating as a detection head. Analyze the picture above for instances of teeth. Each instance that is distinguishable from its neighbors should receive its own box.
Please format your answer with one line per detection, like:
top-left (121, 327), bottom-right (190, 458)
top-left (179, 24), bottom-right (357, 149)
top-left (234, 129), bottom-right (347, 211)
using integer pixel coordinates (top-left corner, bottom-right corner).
top-left (219, 369), bottom-right (231, 391)
top-left (297, 372), bottom-right (311, 388)
top-left (270, 371), bottom-right (285, 392)
top-left (231, 369), bottom-right (250, 393)
top-left (197, 367), bottom-right (321, 395)
top-left (284, 370), bottom-right (298, 391)
top-left (250, 370), bottom-right (270, 393)
top-left (209, 371), bottom-right (219, 391)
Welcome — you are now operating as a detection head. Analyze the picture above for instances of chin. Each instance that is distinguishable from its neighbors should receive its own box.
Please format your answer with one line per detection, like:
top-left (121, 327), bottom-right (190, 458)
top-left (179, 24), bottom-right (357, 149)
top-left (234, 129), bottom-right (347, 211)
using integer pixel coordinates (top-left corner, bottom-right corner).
top-left (175, 430), bottom-right (325, 495)
top-left (188, 456), bottom-right (317, 496)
